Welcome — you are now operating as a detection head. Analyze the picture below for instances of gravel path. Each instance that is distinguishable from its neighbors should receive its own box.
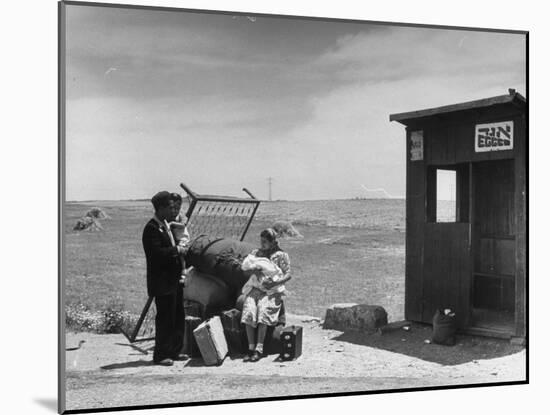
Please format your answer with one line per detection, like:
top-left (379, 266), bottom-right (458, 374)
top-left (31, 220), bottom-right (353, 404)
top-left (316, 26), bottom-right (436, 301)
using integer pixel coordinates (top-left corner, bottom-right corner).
top-left (64, 315), bottom-right (526, 411)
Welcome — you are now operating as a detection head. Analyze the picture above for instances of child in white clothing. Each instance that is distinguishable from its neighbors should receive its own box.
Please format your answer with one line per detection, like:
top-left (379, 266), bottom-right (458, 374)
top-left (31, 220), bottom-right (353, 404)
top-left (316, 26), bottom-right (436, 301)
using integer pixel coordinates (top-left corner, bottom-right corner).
top-left (169, 193), bottom-right (191, 283)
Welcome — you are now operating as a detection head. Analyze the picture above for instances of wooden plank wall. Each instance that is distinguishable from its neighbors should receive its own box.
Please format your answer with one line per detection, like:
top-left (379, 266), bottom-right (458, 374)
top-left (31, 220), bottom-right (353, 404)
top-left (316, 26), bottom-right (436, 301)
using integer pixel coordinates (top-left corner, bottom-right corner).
top-left (422, 223), bottom-right (470, 327)
top-left (405, 128), bottom-right (425, 322)
top-left (515, 113), bottom-right (527, 337)
top-left (422, 108), bottom-right (522, 166)
top-left (403, 104), bottom-right (526, 331)
top-left (474, 160), bottom-right (515, 237)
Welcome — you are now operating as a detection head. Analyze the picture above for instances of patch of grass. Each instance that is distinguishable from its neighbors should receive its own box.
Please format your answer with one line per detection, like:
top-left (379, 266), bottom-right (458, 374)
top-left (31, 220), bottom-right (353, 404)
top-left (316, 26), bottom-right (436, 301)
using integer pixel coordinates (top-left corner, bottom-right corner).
top-left (65, 200), bottom-right (406, 323)
top-left (66, 298), bottom-right (138, 334)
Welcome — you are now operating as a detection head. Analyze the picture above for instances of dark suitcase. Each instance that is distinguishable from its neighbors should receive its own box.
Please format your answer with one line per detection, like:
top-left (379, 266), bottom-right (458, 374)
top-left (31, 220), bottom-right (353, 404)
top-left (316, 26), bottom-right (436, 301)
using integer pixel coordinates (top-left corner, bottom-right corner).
top-left (279, 325), bottom-right (303, 361)
top-left (183, 300), bottom-right (203, 318)
top-left (220, 308), bottom-right (285, 356)
top-left (182, 316), bottom-right (202, 357)
top-left (220, 309), bottom-right (248, 355)
top-left (264, 324), bottom-right (285, 355)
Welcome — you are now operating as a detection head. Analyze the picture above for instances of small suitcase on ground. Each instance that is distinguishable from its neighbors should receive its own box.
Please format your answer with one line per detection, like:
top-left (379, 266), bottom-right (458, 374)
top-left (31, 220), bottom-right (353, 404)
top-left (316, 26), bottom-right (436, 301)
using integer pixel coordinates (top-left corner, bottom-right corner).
top-left (279, 325), bottom-right (303, 361)
top-left (182, 316), bottom-right (202, 357)
top-left (220, 309), bottom-right (248, 355)
top-left (265, 324), bottom-right (285, 355)
top-left (193, 316), bottom-right (228, 365)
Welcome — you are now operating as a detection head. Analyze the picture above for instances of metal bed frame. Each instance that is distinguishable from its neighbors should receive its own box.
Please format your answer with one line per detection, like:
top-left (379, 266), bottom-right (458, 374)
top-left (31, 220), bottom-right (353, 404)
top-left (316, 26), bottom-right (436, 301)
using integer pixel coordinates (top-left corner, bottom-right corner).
top-left (125, 183), bottom-right (261, 343)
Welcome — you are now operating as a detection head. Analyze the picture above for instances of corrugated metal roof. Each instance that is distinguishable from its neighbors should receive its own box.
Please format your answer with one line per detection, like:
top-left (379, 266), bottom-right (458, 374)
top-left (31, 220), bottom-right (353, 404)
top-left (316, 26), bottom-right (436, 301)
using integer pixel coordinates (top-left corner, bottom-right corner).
top-left (389, 90), bottom-right (526, 124)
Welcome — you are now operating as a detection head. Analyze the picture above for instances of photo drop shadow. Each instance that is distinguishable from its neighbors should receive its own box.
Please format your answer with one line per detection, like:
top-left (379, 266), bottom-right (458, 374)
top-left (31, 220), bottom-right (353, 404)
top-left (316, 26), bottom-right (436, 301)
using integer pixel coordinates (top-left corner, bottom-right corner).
top-left (33, 398), bottom-right (57, 413)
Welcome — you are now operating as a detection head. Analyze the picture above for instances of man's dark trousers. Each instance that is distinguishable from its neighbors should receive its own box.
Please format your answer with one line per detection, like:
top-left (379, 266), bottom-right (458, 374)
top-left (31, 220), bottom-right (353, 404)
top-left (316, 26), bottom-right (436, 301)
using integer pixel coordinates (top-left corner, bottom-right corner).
top-left (142, 217), bottom-right (185, 362)
top-left (153, 286), bottom-right (185, 362)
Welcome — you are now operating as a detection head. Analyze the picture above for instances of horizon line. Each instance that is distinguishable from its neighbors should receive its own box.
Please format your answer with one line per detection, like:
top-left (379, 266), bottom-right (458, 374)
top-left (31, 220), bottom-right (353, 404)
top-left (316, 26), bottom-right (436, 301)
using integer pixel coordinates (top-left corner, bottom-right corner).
top-left (65, 196), bottom-right (406, 203)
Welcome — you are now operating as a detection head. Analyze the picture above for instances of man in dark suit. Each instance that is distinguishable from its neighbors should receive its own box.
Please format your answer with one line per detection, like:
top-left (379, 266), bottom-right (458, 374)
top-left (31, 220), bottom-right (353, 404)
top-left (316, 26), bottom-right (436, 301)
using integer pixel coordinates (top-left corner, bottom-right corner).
top-left (142, 191), bottom-right (186, 366)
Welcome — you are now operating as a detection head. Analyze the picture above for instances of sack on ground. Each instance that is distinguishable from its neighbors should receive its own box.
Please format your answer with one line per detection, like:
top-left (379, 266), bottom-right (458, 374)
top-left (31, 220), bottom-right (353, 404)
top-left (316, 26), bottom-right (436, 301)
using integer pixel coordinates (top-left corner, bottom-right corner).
top-left (432, 309), bottom-right (457, 346)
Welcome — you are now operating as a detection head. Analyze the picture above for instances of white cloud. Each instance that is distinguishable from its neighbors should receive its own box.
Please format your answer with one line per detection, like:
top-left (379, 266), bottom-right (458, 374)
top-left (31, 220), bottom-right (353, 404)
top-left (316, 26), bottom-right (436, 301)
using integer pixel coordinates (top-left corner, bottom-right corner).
top-left (316, 27), bottom-right (526, 85)
top-left (65, 20), bottom-right (526, 201)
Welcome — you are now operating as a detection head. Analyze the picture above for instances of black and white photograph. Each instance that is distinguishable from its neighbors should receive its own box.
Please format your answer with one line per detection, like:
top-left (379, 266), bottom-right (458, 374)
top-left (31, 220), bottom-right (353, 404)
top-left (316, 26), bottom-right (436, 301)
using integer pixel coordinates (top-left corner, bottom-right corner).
top-left (58, 1), bottom-right (527, 412)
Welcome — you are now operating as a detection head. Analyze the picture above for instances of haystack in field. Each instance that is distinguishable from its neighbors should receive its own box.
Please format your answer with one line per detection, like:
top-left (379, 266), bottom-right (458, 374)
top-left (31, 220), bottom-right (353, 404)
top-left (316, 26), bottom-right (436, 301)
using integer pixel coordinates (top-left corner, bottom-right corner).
top-left (272, 221), bottom-right (303, 238)
top-left (73, 216), bottom-right (103, 231)
top-left (85, 207), bottom-right (111, 219)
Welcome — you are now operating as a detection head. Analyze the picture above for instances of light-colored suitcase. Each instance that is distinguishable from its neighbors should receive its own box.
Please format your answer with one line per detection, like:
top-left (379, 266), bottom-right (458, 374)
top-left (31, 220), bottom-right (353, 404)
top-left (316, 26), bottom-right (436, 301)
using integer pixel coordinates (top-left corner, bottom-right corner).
top-left (193, 316), bottom-right (228, 366)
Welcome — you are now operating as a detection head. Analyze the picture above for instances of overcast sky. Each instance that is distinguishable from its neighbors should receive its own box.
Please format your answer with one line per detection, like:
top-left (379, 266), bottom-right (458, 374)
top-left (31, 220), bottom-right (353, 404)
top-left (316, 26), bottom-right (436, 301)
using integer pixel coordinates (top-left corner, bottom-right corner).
top-left (65, 4), bottom-right (526, 201)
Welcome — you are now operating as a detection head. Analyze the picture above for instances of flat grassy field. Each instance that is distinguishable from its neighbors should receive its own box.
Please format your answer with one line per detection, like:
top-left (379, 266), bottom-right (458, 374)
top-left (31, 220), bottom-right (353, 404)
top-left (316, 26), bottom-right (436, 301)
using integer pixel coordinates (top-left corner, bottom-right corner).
top-left (64, 199), bottom-right (406, 321)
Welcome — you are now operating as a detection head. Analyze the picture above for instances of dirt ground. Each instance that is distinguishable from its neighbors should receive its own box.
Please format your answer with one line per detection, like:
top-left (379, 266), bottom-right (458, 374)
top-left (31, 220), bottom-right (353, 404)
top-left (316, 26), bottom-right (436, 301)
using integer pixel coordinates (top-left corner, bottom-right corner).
top-left (64, 314), bottom-right (526, 412)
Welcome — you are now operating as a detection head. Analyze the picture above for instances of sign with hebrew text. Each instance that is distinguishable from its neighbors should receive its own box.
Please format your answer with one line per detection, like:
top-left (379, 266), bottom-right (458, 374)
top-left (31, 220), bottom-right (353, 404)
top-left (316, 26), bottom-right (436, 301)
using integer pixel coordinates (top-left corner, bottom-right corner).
top-left (475, 121), bottom-right (514, 152)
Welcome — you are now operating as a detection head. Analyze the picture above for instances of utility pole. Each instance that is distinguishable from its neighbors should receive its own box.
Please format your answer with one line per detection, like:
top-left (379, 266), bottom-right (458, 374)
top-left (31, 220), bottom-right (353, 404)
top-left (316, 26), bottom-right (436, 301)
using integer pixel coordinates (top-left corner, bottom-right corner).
top-left (267, 177), bottom-right (273, 201)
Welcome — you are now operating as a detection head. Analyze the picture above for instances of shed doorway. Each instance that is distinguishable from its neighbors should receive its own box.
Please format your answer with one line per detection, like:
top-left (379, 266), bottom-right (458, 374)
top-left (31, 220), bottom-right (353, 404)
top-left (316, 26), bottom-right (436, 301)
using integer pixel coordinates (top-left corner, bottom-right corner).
top-left (471, 159), bottom-right (515, 334)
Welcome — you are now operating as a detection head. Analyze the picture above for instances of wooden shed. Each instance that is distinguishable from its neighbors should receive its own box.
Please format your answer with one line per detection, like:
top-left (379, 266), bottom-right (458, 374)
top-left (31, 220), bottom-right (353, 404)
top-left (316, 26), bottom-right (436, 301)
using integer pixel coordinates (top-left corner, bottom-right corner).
top-left (390, 89), bottom-right (526, 339)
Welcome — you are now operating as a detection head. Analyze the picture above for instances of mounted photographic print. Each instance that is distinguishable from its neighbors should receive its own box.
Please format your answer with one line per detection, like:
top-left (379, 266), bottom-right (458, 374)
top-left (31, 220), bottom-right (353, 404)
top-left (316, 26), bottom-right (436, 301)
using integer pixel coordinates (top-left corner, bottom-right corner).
top-left (58, 1), bottom-right (528, 413)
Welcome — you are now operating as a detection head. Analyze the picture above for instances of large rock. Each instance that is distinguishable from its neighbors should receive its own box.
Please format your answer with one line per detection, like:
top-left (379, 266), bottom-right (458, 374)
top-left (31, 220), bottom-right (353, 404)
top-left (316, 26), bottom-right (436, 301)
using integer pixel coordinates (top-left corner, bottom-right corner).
top-left (323, 303), bottom-right (388, 332)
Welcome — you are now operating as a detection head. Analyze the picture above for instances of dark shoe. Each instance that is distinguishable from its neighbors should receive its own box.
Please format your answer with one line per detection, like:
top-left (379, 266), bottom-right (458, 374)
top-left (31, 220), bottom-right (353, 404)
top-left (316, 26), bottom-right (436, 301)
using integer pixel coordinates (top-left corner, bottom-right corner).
top-left (249, 351), bottom-right (262, 362)
top-left (243, 350), bottom-right (254, 362)
top-left (154, 358), bottom-right (174, 366)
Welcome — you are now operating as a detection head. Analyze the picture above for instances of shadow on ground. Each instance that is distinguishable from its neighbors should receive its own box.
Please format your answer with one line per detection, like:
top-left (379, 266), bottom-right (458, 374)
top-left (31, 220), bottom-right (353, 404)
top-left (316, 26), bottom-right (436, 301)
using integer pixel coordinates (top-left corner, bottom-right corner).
top-left (183, 352), bottom-right (282, 367)
top-left (332, 323), bottom-right (523, 366)
top-left (114, 342), bottom-right (153, 355)
top-left (101, 360), bottom-right (154, 370)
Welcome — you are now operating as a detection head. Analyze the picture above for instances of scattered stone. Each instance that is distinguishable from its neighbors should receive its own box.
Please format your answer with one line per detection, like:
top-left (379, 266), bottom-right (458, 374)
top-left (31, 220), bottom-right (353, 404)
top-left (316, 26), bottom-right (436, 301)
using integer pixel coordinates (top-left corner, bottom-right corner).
top-left (424, 339), bottom-right (431, 344)
top-left (323, 303), bottom-right (388, 332)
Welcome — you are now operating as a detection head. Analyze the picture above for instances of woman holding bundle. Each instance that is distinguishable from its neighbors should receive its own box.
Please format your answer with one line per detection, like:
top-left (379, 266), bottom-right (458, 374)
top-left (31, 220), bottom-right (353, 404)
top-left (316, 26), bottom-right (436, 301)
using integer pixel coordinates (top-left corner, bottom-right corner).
top-left (240, 228), bottom-right (292, 362)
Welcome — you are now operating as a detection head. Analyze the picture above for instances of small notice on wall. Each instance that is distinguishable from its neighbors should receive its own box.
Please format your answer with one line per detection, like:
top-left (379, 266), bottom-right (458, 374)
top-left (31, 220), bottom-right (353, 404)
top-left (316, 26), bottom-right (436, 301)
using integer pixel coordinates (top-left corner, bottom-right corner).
top-left (410, 130), bottom-right (423, 161)
top-left (475, 121), bottom-right (514, 152)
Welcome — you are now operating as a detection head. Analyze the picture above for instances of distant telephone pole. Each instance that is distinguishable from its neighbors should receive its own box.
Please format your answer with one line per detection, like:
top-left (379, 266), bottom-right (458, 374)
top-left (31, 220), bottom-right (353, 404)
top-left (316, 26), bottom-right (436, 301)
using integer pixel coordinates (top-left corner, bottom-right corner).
top-left (267, 177), bottom-right (273, 201)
